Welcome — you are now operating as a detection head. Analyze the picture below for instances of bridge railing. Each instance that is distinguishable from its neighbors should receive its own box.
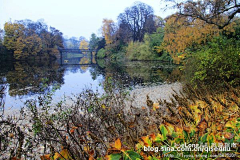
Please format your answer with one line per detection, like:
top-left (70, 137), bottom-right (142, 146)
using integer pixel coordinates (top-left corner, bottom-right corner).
top-left (58, 47), bottom-right (97, 53)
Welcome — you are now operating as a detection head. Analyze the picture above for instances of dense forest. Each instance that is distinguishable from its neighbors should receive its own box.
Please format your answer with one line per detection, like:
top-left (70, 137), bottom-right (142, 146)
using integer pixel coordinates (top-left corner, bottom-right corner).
top-left (89, 1), bottom-right (240, 87)
top-left (0, 19), bottom-right (64, 60)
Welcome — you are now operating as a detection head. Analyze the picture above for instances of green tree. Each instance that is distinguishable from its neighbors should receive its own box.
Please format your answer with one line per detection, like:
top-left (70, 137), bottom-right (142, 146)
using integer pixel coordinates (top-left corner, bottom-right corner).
top-left (89, 33), bottom-right (99, 50)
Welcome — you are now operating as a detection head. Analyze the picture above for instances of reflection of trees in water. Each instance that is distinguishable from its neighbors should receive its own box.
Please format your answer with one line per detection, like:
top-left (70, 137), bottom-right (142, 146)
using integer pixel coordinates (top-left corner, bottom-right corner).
top-left (5, 61), bottom-right (65, 97)
top-left (125, 61), bottom-right (181, 83)
top-left (79, 57), bottom-right (90, 72)
top-left (90, 60), bottom-right (181, 88)
top-left (62, 64), bottom-right (91, 74)
top-left (0, 76), bottom-right (7, 115)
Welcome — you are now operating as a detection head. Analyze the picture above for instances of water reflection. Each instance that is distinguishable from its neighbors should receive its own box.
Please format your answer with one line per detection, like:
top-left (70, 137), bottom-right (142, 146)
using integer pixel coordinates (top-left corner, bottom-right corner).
top-left (0, 58), bottom-right (181, 109)
top-left (5, 61), bottom-right (64, 96)
top-left (91, 60), bottom-right (181, 87)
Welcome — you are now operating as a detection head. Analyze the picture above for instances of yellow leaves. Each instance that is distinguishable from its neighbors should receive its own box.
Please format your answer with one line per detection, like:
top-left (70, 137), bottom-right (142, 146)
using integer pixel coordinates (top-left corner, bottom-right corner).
top-left (79, 57), bottom-right (90, 65)
top-left (79, 40), bottom-right (89, 50)
top-left (40, 149), bottom-right (72, 160)
top-left (101, 104), bottom-right (106, 109)
top-left (141, 136), bottom-right (152, 147)
top-left (53, 149), bottom-right (72, 160)
top-left (102, 19), bottom-right (116, 45)
top-left (163, 15), bottom-right (220, 61)
top-left (163, 122), bottom-right (175, 135)
top-left (225, 121), bottom-right (236, 129)
top-left (115, 138), bottom-right (122, 150)
top-left (152, 103), bottom-right (160, 110)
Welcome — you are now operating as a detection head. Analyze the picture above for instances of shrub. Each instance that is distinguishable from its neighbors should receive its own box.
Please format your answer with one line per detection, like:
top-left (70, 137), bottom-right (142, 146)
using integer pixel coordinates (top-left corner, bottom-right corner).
top-left (185, 35), bottom-right (240, 87)
top-left (96, 48), bottom-right (106, 59)
top-left (126, 39), bottom-right (155, 61)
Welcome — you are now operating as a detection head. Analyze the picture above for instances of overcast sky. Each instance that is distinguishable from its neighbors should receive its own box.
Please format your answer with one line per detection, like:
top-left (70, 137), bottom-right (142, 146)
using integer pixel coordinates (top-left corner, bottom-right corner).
top-left (0, 0), bottom-right (174, 40)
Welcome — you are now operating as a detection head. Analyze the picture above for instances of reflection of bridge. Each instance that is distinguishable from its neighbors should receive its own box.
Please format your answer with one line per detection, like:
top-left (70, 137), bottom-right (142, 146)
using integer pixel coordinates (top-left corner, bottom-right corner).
top-left (58, 48), bottom-right (97, 65)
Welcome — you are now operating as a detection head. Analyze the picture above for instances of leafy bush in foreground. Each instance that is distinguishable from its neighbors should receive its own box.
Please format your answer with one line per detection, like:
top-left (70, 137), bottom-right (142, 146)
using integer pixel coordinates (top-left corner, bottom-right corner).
top-left (185, 35), bottom-right (240, 87)
top-left (0, 81), bottom-right (239, 159)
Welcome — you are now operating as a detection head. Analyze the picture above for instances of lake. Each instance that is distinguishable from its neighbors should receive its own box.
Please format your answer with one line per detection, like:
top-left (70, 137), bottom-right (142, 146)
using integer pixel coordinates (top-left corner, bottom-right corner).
top-left (0, 57), bottom-right (181, 111)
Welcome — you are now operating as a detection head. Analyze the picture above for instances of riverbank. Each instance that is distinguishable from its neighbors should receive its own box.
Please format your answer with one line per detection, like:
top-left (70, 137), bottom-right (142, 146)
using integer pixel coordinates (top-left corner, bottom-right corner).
top-left (1, 81), bottom-right (239, 159)
top-left (126, 82), bottom-right (182, 108)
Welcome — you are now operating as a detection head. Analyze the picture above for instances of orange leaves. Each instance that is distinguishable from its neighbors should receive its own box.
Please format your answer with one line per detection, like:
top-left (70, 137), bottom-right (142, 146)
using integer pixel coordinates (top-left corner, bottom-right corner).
top-left (69, 124), bottom-right (82, 134)
top-left (115, 138), bottom-right (121, 150)
top-left (141, 136), bottom-right (152, 147)
top-left (197, 119), bottom-right (208, 133)
top-left (108, 138), bottom-right (125, 153)
top-left (40, 149), bottom-right (72, 160)
top-left (70, 126), bottom-right (78, 134)
top-left (163, 15), bottom-right (220, 62)
top-left (152, 103), bottom-right (160, 111)
top-left (40, 154), bottom-right (51, 160)
top-left (53, 149), bottom-right (72, 160)
top-left (9, 133), bottom-right (14, 138)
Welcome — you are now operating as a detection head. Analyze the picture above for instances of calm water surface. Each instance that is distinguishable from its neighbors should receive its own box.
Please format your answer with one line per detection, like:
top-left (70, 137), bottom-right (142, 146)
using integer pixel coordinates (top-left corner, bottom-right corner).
top-left (0, 58), bottom-right (180, 110)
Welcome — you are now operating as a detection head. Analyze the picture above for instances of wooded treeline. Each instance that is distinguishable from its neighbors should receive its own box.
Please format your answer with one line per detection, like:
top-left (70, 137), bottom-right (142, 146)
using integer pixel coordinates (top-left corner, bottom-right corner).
top-left (0, 19), bottom-right (64, 60)
top-left (0, 0), bottom-right (239, 86)
top-left (90, 0), bottom-right (240, 87)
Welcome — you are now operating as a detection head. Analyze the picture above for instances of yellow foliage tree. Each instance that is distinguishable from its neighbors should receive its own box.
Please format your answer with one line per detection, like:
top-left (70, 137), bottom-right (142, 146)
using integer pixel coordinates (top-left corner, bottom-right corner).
top-left (79, 40), bottom-right (89, 55)
top-left (4, 22), bottom-right (42, 59)
top-left (101, 19), bottom-right (116, 45)
top-left (79, 40), bottom-right (89, 50)
top-left (159, 15), bottom-right (237, 63)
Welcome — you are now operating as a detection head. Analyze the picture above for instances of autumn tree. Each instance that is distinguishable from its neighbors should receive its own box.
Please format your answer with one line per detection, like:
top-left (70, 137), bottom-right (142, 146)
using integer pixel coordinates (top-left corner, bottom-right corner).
top-left (163, 0), bottom-right (240, 29)
top-left (3, 20), bottom-right (64, 59)
top-left (79, 39), bottom-right (89, 55)
top-left (4, 22), bottom-right (28, 59)
top-left (49, 27), bottom-right (64, 48)
top-left (118, 1), bottom-right (156, 42)
top-left (101, 19), bottom-right (117, 45)
top-left (79, 40), bottom-right (89, 50)
top-left (159, 13), bottom-right (239, 63)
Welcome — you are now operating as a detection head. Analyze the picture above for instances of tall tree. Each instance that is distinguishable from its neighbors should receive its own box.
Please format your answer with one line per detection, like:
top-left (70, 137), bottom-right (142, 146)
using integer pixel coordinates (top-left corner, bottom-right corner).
top-left (164, 0), bottom-right (240, 29)
top-left (89, 33), bottom-right (99, 50)
top-left (101, 19), bottom-right (116, 45)
top-left (79, 40), bottom-right (89, 50)
top-left (3, 20), bottom-right (64, 59)
top-left (160, 14), bottom-right (238, 63)
top-left (69, 37), bottom-right (80, 49)
top-left (118, 2), bottom-right (156, 42)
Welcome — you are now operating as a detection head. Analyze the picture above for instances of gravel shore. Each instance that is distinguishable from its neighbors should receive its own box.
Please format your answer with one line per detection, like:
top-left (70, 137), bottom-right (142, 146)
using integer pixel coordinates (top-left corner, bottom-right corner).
top-left (126, 82), bottom-right (182, 108)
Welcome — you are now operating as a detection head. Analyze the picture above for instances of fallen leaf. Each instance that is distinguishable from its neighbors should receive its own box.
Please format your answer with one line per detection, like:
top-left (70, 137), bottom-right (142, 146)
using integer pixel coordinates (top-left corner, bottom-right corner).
top-left (224, 132), bottom-right (234, 140)
top-left (115, 138), bottom-right (121, 150)
top-left (40, 154), bottom-right (51, 160)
